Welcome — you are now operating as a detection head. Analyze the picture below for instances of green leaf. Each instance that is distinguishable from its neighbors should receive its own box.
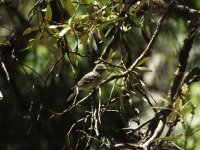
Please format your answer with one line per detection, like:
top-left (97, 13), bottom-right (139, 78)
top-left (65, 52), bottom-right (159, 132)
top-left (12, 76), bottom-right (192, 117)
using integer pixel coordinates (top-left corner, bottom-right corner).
top-left (99, 17), bottom-right (125, 29)
top-left (195, 0), bottom-right (200, 9)
top-left (23, 27), bottom-right (38, 35)
top-left (0, 38), bottom-right (10, 46)
top-left (87, 32), bottom-right (98, 52)
top-left (60, 0), bottom-right (75, 17)
top-left (44, 46), bottom-right (63, 76)
top-left (93, 28), bottom-right (107, 43)
top-left (136, 57), bottom-right (150, 66)
top-left (166, 111), bottom-right (177, 123)
top-left (43, 31), bottom-right (54, 51)
top-left (59, 27), bottom-right (71, 37)
top-left (106, 48), bottom-right (116, 62)
top-left (154, 134), bottom-right (182, 141)
top-left (44, 4), bottom-right (52, 21)
top-left (175, 97), bottom-right (182, 110)
top-left (69, 52), bottom-right (79, 64)
top-left (134, 66), bottom-right (152, 75)
top-left (32, 33), bottom-right (41, 48)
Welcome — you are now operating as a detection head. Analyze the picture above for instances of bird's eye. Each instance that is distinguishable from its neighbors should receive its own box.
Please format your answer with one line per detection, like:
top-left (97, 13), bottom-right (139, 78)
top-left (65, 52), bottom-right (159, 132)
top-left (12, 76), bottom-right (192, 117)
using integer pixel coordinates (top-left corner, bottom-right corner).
top-left (96, 67), bottom-right (106, 72)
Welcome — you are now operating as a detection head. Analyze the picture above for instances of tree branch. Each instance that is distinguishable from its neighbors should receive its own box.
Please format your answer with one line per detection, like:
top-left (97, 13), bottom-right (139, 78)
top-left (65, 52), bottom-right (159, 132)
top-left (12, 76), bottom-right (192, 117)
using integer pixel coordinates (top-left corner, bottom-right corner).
top-left (168, 26), bottom-right (199, 100)
top-left (173, 3), bottom-right (200, 23)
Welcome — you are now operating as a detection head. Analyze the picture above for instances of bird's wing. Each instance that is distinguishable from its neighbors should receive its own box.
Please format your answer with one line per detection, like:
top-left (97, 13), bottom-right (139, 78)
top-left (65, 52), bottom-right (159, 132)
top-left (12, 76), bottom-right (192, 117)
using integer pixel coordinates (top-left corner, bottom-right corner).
top-left (78, 71), bottom-right (100, 86)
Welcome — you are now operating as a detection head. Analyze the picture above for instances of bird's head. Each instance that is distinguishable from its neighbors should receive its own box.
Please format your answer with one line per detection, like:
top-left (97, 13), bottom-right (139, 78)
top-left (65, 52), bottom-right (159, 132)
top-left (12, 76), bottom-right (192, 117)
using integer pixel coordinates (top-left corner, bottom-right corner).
top-left (93, 64), bottom-right (107, 74)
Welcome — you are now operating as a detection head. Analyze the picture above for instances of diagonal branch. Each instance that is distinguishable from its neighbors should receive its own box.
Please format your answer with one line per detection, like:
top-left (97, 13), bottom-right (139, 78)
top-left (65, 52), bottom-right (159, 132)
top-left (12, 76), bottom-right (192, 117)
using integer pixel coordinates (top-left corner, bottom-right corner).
top-left (128, 1), bottom-right (174, 71)
top-left (168, 26), bottom-right (200, 100)
top-left (101, 0), bottom-right (174, 86)
top-left (173, 3), bottom-right (200, 23)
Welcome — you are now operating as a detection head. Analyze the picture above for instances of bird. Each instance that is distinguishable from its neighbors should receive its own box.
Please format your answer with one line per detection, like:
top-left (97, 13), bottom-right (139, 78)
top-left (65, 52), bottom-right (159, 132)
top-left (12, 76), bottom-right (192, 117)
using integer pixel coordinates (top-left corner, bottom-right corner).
top-left (67, 63), bottom-right (107, 102)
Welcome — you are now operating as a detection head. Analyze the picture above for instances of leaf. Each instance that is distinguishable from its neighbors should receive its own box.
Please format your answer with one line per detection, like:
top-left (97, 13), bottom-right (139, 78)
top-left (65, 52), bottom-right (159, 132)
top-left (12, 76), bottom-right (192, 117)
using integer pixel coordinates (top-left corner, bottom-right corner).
top-left (181, 83), bottom-right (189, 97)
top-left (77, 14), bottom-right (89, 20)
top-left (0, 90), bottom-right (3, 100)
top-left (111, 52), bottom-right (116, 58)
top-left (43, 31), bottom-right (55, 51)
top-left (60, 0), bottom-right (75, 17)
top-left (44, 4), bottom-right (52, 21)
top-left (191, 126), bottom-right (200, 137)
top-left (154, 134), bottom-right (182, 141)
top-left (87, 32), bottom-right (98, 52)
top-left (45, 46), bottom-right (63, 76)
top-left (180, 101), bottom-right (193, 113)
top-left (99, 17), bottom-right (125, 29)
top-left (80, 34), bottom-right (89, 45)
top-left (49, 24), bottom-right (66, 29)
top-left (59, 27), bottom-right (71, 37)
top-left (136, 57), bottom-right (150, 66)
top-left (94, 28), bottom-right (107, 43)
top-left (0, 38), bottom-right (10, 46)
top-left (134, 67), bottom-right (152, 75)
top-left (20, 45), bottom-right (32, 52)
top-left (23, 27), bottom-right (38, 35)
top-left (69, 51), bottom-right (79, 64)
top-left (175, 97), bottom-right (182, 111)
top-left (106, 48), bottom-right (116, 62)
top-left (141, 0), bottom-right (152, 34)
top-left (195, 0), bottom-right (200, 9)
top-left (32, 33), bottom-right (41, 48)
top-left (166, 111), bottom-right (177, 123)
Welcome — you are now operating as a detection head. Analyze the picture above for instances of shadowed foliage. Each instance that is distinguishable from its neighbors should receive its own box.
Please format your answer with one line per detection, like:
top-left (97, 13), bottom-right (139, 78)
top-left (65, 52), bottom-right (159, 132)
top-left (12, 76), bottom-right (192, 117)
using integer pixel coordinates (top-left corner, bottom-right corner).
top-left (1, 0), bottom-right (200, 149)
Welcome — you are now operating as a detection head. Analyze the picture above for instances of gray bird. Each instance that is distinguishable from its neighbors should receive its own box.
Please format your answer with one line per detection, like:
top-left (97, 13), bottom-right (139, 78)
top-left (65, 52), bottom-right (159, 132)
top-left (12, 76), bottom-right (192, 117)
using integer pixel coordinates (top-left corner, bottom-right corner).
top-left (67, 63), bottom-right (107, 102)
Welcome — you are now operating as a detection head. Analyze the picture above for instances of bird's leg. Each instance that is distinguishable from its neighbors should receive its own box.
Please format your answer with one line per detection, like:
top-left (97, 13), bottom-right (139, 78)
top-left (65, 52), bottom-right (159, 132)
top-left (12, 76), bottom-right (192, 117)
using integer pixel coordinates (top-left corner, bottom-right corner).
top-left (72, 87), bottom-right (79, 105)
top-left (97, 87), bottom-right (102, 124)
top-left (66, 87), bottom-right (79, 104)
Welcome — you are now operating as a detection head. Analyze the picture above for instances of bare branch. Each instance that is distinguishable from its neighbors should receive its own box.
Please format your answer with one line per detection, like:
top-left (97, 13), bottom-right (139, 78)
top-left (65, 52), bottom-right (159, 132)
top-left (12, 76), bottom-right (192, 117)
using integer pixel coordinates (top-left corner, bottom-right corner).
top-left (168, 26), bottom-right (200, 100)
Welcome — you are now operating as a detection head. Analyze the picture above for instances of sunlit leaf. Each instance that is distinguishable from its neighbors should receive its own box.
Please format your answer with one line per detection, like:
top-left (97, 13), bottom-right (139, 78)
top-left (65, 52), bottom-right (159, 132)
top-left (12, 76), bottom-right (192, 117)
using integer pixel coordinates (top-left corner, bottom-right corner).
top-left (134, 66), bottom-right (152, 75)
top-left (136, 57), bottom-right (150, 66)
top-left (77, 14), bottom-right (89, 20)
top-left (106, 48), bottom-right (116, 62)
top-left (21, 45), bottom-right (32, 51)
top-left (175, 97), bottom-right (182, 111)
top-left (181, 83), bottom-right (189, 98)
top-left (0, 38), bottom-right (10, 46)
top-left (0, 90), bottom-right (3, 100)
top-left (23, 27), bottom-right (38, 35)
top-left (49, 25), bottom-right (58, 29)
top-left (59, 27), bottom-right (71, 37)
top-left (44, 5), bottom-right (52, 21)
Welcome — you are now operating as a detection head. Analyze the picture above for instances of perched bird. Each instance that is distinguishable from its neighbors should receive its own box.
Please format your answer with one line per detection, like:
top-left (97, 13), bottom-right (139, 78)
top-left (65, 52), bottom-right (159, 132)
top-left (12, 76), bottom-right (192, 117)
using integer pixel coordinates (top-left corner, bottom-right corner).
top-left (67, 63), bottom-right (107, 102)
top-left (74, 63), bottom-right (107, 91)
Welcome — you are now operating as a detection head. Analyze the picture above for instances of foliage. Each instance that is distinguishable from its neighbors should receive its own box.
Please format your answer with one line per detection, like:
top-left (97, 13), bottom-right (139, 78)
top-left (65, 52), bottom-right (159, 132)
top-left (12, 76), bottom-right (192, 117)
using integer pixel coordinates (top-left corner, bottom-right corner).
top-left (0, 0), bottom-right (200, 149)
